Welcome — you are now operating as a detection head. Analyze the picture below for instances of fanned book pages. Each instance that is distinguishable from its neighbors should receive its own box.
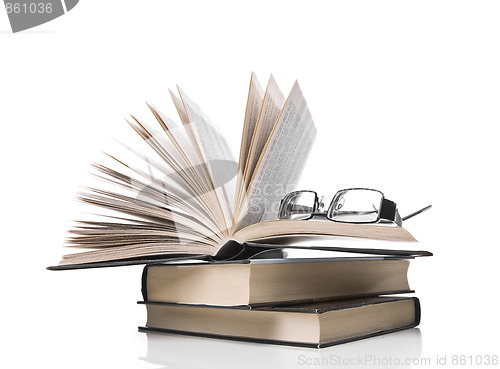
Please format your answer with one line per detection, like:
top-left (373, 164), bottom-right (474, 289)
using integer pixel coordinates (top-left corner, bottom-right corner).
top-left (51, 73), bottom-right (418, 269)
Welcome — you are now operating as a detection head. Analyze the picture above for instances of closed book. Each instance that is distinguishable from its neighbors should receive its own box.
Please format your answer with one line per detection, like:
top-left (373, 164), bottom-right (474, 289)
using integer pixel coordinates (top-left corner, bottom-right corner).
top-left (142, 257), bottom-right (413, 307)
top-left (139, 296), bottom-right (421, 348)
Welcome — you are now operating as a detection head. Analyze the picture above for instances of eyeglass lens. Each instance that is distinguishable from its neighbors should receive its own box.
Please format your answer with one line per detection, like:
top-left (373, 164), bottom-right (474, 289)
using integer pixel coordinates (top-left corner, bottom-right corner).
top-left (279, 191), bottom-right (316, 220)
top-left (327, 189), bottom-right (383, 223)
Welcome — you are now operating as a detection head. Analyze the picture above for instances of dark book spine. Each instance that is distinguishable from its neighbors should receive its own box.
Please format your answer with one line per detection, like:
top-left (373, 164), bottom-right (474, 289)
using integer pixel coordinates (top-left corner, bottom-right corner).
top-left (413, 297), bottom-right (421, 326)
top-left (141, 265), bottom-right (149, 301)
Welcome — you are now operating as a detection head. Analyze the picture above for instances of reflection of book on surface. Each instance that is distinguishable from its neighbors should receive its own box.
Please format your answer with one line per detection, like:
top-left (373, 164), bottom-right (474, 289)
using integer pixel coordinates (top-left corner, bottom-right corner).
top-left (142, 258), bottom-right (412, 306)
top-left (141, 328), bottom-right (422, 369)
top-left (139, 296), bottom-right (420, 349)
top-left (51, 73), bottom-right (417, 269)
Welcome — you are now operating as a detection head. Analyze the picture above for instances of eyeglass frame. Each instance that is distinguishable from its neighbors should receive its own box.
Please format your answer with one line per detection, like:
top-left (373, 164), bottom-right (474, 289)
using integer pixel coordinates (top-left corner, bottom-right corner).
top-left (278, 188), bottom-right (403, 226)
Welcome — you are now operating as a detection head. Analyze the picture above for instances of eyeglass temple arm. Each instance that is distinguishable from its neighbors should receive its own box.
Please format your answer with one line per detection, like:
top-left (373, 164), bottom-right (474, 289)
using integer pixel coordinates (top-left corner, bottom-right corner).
top-left (402, 205), bottom-right (432, 221)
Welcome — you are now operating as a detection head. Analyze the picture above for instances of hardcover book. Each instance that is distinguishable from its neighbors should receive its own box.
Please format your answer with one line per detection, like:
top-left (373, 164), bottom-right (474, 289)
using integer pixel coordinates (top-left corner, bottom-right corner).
top-left (141, 257), bottom-right (414, 306)
top-left (139, 296), bottom-right (421, 348)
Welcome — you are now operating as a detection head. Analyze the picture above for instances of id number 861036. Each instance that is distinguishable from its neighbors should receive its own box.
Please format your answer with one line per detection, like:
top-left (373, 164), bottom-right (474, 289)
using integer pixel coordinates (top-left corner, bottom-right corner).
top-left (5, 2), bottom-right (53, 14)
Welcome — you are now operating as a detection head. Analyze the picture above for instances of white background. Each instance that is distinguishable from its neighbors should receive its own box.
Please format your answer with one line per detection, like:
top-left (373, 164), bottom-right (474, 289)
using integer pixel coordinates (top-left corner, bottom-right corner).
top-left (1, 1), bottom-right (499, 368)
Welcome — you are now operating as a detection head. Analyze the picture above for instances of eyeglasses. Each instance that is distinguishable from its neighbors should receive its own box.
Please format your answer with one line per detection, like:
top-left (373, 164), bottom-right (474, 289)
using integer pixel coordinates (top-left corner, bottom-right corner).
top-left (278, 188), bottom-right (431, 226)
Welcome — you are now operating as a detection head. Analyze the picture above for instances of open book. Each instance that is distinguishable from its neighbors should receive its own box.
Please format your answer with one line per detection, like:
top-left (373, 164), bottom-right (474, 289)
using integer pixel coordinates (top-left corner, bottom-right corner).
top-left (53, 73), bottom-right (417, 268)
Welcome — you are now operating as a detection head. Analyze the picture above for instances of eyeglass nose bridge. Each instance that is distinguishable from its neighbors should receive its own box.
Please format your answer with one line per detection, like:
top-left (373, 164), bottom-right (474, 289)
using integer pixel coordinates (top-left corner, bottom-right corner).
top-left (317, 196), bottom-right (326, 212)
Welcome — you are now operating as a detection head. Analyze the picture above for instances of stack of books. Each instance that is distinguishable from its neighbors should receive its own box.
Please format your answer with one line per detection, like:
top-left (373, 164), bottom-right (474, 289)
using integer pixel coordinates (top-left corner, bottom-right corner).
top-left (138, 256), bottom-right (422, 348)
top-left (48, 73), bottom-right (431, 348)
